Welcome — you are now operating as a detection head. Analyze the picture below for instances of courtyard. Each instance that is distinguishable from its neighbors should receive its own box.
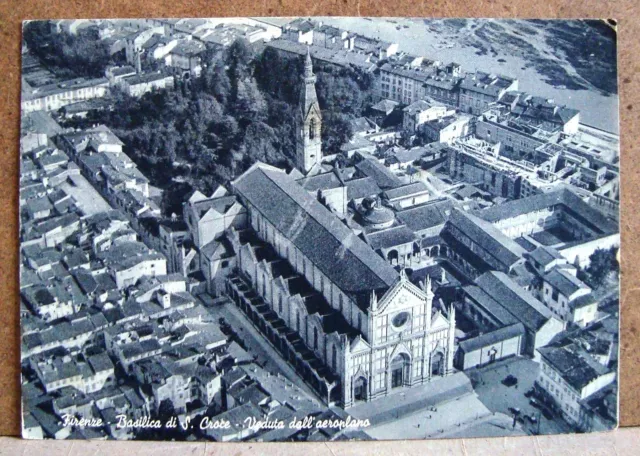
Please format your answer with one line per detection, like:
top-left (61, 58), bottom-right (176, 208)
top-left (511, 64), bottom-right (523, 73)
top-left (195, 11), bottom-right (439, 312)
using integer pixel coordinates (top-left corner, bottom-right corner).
top-left (530, 226), bottom-right (578, 246)
top-left (59, 173), bottom-right (112, 216)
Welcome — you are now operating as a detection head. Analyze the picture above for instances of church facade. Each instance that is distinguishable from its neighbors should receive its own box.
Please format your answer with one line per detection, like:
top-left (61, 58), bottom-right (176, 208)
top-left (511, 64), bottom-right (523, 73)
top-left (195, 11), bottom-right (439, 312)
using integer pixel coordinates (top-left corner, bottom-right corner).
top-left (227, 163), bottom-right (456, 408)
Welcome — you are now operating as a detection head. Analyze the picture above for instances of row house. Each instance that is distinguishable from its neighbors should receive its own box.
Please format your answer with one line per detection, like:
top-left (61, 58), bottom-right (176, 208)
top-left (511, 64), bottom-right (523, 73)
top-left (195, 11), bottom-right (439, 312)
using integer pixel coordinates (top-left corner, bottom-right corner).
top-left (537, 343), bottom-right (616, 429)
top-left (31, 350), bottom-right (115, 394)
top-left (22, 77), bottom-right (109, 114)
top-left (458, 71), bottom-right (518, 115)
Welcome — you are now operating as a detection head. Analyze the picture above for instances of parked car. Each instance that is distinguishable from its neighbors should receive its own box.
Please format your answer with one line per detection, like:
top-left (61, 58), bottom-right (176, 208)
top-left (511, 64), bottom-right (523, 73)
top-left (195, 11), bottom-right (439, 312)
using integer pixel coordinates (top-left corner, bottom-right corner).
top-left (524, 388), bottom-right (535, 398)
top-left (529, 398), bottom-right (540, 408)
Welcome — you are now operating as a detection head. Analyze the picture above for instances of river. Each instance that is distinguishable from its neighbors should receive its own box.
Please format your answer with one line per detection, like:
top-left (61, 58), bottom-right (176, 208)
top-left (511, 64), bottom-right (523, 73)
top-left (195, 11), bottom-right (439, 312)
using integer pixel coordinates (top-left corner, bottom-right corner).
top-left (320, 17), bottom-right (619, 134)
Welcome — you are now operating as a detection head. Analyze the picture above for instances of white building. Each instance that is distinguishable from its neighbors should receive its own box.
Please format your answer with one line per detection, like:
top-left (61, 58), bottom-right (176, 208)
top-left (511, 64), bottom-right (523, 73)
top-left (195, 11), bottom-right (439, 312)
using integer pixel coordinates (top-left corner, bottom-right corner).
top-left (537, 344), bottom-right (616, 427)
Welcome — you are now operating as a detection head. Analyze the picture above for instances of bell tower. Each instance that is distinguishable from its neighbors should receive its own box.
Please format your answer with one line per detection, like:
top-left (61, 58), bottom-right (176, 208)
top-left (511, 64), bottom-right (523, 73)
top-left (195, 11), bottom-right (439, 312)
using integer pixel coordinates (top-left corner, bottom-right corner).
top-left (296, 47), bottom-right (322, 174)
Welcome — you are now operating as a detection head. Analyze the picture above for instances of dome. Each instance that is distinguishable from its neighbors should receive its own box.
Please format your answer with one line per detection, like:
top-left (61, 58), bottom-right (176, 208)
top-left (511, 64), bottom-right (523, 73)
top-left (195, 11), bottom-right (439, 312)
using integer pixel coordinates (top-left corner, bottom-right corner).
top-left (358, 196), bottom-right (395, 228)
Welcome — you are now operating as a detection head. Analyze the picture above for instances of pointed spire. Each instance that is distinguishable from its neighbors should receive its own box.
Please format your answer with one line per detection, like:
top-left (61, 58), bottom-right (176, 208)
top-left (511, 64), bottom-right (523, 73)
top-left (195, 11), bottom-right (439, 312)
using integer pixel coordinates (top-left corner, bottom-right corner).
top-left (370, 290), bottom-right (378, 312)
top-left (425, 274), bottom-right (432, 294)
top-left (305, 46), bottom-right (314, 78)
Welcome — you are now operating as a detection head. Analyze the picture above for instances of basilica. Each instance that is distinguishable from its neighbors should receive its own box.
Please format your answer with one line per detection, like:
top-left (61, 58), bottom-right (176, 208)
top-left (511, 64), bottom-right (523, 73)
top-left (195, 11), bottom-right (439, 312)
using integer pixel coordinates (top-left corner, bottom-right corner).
top-left (222, 50), bottom-right (456, 407)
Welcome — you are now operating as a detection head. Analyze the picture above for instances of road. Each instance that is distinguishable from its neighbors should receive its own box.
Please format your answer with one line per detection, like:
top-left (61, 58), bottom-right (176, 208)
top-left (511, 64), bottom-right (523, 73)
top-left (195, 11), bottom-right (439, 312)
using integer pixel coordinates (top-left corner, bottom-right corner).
top-left (199, 295), bottom-right (324, 405)
top-left (466, 356), bottom-right (572, 435)
top-left (366, 389), bottom-right (525, 440)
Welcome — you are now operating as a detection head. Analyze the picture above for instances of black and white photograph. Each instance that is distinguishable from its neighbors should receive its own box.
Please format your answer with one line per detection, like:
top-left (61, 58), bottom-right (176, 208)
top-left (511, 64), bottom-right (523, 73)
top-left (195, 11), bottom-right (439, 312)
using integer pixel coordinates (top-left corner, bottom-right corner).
top-left (19, 17), bottom-right (619, 442)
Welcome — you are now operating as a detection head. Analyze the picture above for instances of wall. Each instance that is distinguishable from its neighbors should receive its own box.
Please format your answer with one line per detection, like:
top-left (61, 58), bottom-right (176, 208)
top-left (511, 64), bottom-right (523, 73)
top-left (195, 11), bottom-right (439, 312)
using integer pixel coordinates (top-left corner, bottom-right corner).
top-left (456, 333), bottom-right (521, 370)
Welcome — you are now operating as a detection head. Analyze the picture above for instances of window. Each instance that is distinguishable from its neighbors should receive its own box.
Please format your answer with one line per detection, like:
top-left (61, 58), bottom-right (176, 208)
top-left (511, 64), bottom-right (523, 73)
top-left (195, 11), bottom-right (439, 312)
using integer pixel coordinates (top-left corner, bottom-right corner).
top-left (357, 313), bottom-right (362, 331)
top-left (552, 289), bottom-right (559, 301)
top-left (392, 312), bottom-right (410, 328)
top-left (339, 295), bottom-right (343, 313)
top-left (309, 118), bottom-right (316, 140)
top-left (331, 345), bottom-right (337, 371)
top-left (278, 294), bottom-right (283, 314)
top-left (313, 327), bottom-right (318, 350)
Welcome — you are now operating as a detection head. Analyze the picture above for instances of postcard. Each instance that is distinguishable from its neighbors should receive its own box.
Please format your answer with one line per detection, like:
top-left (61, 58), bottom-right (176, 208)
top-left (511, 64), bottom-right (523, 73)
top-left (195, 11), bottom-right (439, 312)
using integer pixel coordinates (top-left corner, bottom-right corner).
top-left (19, 17), bottom-right (619, 441)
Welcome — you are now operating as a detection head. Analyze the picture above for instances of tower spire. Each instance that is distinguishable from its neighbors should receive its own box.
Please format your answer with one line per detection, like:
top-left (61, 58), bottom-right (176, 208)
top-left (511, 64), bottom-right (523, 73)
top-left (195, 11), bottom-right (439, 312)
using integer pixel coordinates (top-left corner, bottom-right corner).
top-left (296, 45), bottom-right (322, 175)
top-left (305, 46), bottom-right (314, 77)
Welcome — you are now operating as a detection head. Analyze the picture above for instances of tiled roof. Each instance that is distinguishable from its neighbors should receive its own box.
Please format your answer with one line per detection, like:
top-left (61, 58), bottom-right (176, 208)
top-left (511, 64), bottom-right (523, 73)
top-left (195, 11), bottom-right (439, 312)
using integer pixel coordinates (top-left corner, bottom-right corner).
top-left (396, 199), bottom-right (454, 233)
top-left (365, 225), bottom-right (416, 250)
top-left (538, 345), bottom-right (611, 391)
top-left (445, 209), bottom-right (525, 270)
top-left (459, 323), bottom-right (525, 353)
top-left (528, 245), bottom-right (564, 267)
top-left (544, 268), bottom-right (589, 297)
top-left (345, 177), bottom-right (381, 201)
top-left (232, 164), bottom-right (398, 308)
top-left (476, 271), bottom-right (556, 332)
top-left (383, 182), bottom-right (429, 201)
top-left (473, 188), bottom-right (618, 235)
top-left (354, 158), bottom-right (403, 190)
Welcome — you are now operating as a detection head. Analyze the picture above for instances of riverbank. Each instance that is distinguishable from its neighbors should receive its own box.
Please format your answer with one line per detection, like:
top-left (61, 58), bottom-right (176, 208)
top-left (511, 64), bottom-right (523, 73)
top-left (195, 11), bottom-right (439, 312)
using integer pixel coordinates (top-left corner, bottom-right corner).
top-left (322, 18), bottom-right (619, 133)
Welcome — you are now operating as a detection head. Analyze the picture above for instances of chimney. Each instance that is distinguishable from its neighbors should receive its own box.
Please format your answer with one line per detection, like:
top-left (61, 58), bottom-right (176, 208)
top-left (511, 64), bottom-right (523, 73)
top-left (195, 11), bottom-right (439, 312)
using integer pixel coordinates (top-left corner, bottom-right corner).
top-left (158, 289), bottom-right (171, 309)
top-left (135, 50), bottom-right (142, 74)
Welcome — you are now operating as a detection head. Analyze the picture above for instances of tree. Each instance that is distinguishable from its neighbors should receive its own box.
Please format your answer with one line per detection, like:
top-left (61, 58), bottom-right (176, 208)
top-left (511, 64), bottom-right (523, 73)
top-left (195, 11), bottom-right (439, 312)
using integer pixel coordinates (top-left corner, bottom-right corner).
top-left (201, 60), bottom-right (232, 103)
top-left (322, 111), bottom-right (354, 156)
top-left (581, 247), bottom-right (619, 289)
top-left (243, 121), bottom-right (280, 164)
top-left (226, 39), bottom-right (254, 101)
top-left (23, 21), bottom-right (114, 78)
top-left (233, 78), bottom-right (267, 121)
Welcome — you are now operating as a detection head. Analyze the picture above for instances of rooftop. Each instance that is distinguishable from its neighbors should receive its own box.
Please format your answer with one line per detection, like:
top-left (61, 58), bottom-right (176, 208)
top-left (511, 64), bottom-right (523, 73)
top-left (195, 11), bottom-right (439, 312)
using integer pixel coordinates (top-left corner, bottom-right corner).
top-left (476, 271), bottom-right (556, 332)
top-left (528, 245), bottom-right (565, 267)
top-left (473, 188), bottom-right (618, 235)
top-left (445, 209), bottom-right (526, 270)
top-left (395, 199), bottom-right (455, 233)
top-left (354, 158), bottom-right (403, 190)
top-left (232, 163), bottom-right (398, 309)
top-left (364, 225), bottom-right (416, 250)
top-left (459, 323), bottom-right (525, 353)
top-left (544, 268), bottom-right (590, 298)
top-left (539, 344), bottom-right (612, 391)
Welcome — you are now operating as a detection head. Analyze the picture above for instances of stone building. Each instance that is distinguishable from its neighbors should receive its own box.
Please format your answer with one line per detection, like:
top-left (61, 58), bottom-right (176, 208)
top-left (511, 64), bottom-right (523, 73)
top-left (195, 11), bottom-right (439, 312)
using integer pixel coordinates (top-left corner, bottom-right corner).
top-left (226, 161), bottom-right (456, 408)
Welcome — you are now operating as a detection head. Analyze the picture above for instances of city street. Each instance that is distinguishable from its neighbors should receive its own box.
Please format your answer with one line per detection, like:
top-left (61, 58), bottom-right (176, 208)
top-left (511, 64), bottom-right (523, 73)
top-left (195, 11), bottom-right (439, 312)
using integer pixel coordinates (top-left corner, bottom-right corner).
top-left (465, 357), bottom-right (572, 435)
top-left (199, 295), bottom-right (325, 405)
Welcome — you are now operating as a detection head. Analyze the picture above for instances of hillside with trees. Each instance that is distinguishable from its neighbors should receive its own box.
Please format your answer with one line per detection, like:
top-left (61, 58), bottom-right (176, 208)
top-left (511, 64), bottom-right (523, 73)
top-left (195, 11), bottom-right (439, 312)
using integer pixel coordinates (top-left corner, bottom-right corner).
top-left (60, 40), bottom-right (376, 215)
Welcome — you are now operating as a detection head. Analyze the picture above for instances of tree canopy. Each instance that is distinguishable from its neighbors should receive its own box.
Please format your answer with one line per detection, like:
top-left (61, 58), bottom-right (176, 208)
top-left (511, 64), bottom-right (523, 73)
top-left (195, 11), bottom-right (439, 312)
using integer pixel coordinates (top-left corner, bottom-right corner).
top-left (24, 21), bottom-right (116, 78)
top-left (579, 246), bottom-right (619, 289)
top-left (59, 40), bottom-right (377, 215)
